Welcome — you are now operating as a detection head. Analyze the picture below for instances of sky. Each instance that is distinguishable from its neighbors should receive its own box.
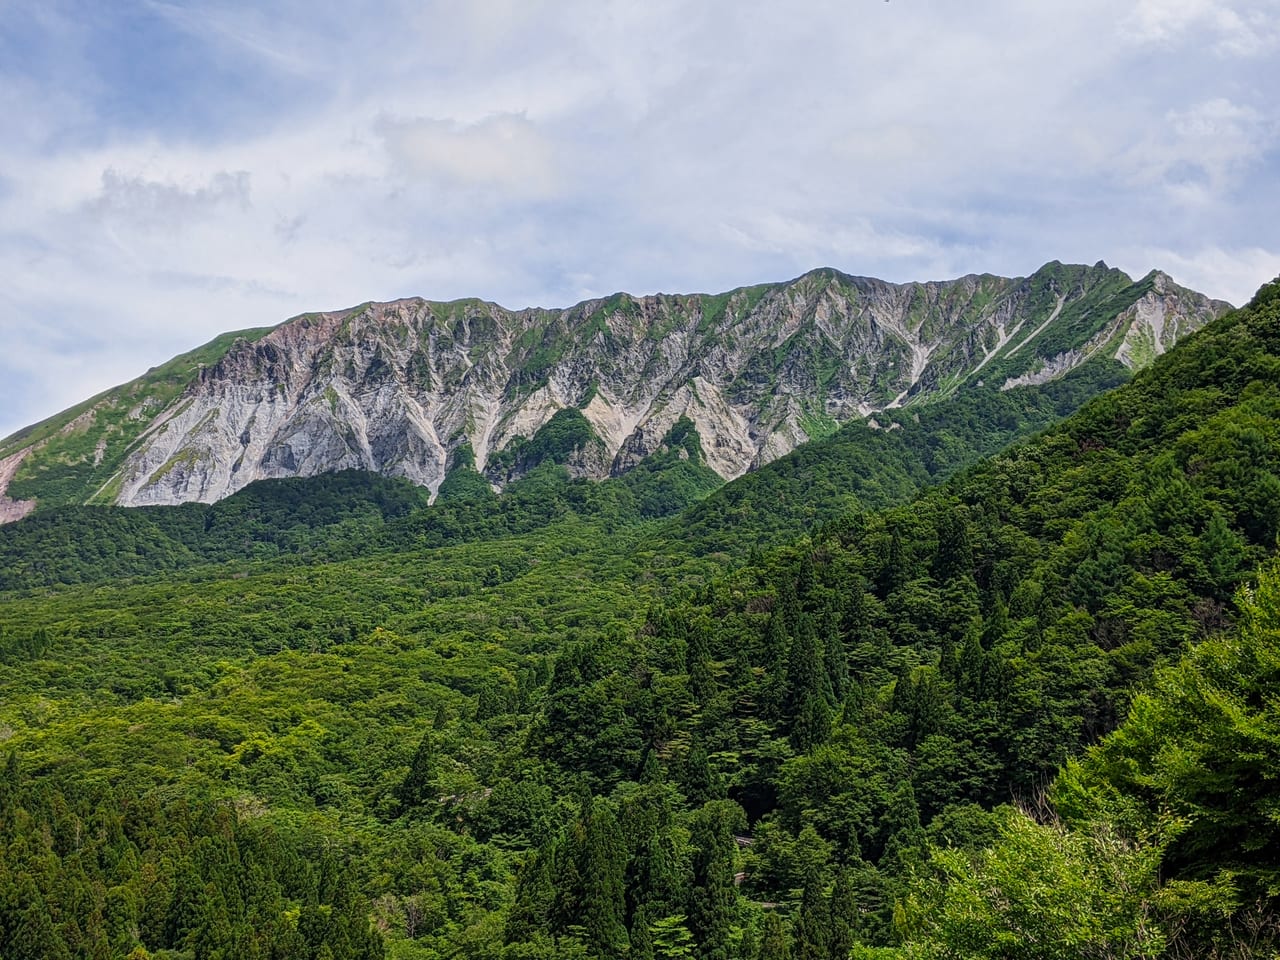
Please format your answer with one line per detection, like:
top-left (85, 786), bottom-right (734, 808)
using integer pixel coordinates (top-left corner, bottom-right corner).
top-left (2, 0), bottom-right (1279, 440)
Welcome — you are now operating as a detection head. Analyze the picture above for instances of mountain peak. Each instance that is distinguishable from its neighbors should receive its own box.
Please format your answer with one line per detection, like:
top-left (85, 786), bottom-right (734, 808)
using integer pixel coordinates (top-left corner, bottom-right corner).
top-left (0, 262), bottom-right (1230, 517)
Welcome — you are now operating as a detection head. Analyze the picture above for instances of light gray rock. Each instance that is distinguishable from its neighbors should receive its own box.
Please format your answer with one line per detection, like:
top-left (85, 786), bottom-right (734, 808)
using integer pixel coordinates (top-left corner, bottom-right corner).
top-left (0, 262), bottom-right (1232, 514)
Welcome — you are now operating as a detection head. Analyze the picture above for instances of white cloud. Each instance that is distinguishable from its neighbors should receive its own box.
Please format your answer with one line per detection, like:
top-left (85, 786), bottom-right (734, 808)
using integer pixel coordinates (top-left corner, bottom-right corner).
top-left (1115, 97), bottom-right (1274, 204)
top-left (1137, 245), bottom-right (1280, 305)
top-left (720, 213), bottom-right (947, 269)
top-left (1, 1), bottom-right (1278, 440)
top-left (377, 113), bottom-right (558, 197)
top-left (88, 169), bottom-right (251, 227)
top-left (1123, 0), bottom-right (1280, 56)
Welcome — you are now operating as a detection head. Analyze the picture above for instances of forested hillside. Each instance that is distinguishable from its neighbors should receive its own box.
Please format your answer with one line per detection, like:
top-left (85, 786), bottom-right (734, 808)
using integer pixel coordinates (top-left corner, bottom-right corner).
top-left (1, 278), bottom-right (1278, 959)
top-left (0, 354), bottom-right (1123, 592)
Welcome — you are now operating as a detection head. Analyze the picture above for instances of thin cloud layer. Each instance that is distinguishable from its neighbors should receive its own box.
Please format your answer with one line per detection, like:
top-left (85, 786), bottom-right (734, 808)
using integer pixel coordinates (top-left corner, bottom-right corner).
top-left (1, 0), bottom-right (1278, 438)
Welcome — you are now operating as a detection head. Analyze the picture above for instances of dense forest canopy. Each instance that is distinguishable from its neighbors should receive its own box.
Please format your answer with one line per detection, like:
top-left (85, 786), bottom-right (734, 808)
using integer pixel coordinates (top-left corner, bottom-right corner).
top-left (1, 278), bottom-right (1278, 959)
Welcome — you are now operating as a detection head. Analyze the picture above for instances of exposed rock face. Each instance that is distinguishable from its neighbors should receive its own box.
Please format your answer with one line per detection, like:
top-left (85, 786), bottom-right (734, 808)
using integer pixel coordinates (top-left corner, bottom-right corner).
top-left (0, 450), bottom-right (36, 523)
top-left (0, 262), bottom-right (1231, 514)
top-left (1113, 271), bottom-right (1210, 369)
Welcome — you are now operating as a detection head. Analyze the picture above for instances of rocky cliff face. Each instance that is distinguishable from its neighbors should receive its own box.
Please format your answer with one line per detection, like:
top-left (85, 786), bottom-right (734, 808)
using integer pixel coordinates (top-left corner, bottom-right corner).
top-left (0, 262), bottom-right (1231, 514)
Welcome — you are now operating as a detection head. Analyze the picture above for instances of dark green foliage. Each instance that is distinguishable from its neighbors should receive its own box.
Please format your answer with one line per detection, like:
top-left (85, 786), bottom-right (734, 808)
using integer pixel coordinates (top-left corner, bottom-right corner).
top-left (0, 278), bottom-right (1277, 957)
top-left (397, 730), bottom-right (436, 812)
top-left (1059, 562), bottom-right (1280, 901)
top-left (757, 912), bottom-right (791, 960)
top-left (620, 417), bottom-right (724, 520)
top-left (790, 863), bottom-right (829, 960)
top-left (579, 800), bottom-right (629, 958)
top-left (0, 470), bottom-right (430, 590)
top-left (678, 358), bottom-right (1129, 556)
top-left (485, 408), bottom-right (605, 482)
top-left (0, 767), bottom-right (382, 960)
top-left (437, 443), bottom-right (498, 503)
top-left (688, 801), bottom-right (744, 960)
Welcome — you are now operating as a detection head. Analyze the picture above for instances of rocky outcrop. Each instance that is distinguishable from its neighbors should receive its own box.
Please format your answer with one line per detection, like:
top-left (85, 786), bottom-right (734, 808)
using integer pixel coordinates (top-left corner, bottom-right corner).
top-left (0, 262), bottom-right (1232, 514)
top-left (0, 450), bottom-right (36, 523)
top-left (1113, 271), bottom-right (1219, 369)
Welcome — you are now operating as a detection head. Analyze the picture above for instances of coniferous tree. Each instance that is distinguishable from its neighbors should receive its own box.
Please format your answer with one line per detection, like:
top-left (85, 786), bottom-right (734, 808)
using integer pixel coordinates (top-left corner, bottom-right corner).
top-left (297, 903), bottom-right (330, 958)
top-left (933, 507), bottom-right (973, 583)
top-left (982, 592), bottom-right (1010, 648)
top-left (791, 693), bottom-right (832, 754)
top-left (396, 731), bottom-right (435, 812)
top-left (757, 912), bottom-right (791, 960)
top-left (820, 605), bottom-right (848, 704)
top-left (889, 664), bottom-right (914, 718)
top-left (688, 622), bottom-right (715, 704)
top-left (1199, 510), bottom-right (1246, 600)
top-left (785, 616), bottom-right (828, 749)
top-left (682, 739), bottom-right (724, 805)
top-left (796, 551), bottom-right (816, 600)
top-left (9, 892), bottom-right (72, 960)
top-left (630, 828), bottom-right (684, 923)
top-left (761, 613), bottom-right (790, 721)
top-left (827, 870), bottom-right (858, 960)
top-left (956, 625), bottom-right (988, 701)
top-left (845, 857), bottom-right (891, 945)
top-left (551, 803), bottom-right (588, 936)
top-left (790, 863), bottom-right (829, 960)
top-left (0, 750), bottom-right (17, 813)
top-left (688, 801), bottom-right (742, 960)
top-left (640, 746), bottom-right (665, 785)
top-left (629, 906), bottom-right (656, 960)
top-left (580, 800), bottom-right (629, 959)
top-left (879, 526), bottom-right (907, 595)
top-left (506, 839), bottom-right (557, 944)
top-left (164, 861), bottom-right (204, 949)
top-left (190, 885), bottom-right (233, 960)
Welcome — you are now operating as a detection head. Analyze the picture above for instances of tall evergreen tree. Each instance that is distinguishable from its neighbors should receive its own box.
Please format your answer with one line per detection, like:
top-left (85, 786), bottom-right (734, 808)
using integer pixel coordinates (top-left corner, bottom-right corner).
top-left (581, 800), bottom-right (629, 959)
top-left (827, 870), bottom-right (858, 960)
top-left (757, 912), bottom-right (791, 960)
top-left (506, 840), bottom-right (557, 944)
top-left (784, 614), bottom-right (828, 737)
top-left (629, 906), bottom-right (656, 960)
top-left (688, 801), bottom-right (742, 960)
top-left (790, 863), bottom-right (829, 960)
top-left (820, 604), bottom-right (848, 704)
top-left (688, 622), bottom-right (715, 704)
top-left (933, 507), bottom-right (973, 583)
top-left (396, 731), bottom-right (435, 812)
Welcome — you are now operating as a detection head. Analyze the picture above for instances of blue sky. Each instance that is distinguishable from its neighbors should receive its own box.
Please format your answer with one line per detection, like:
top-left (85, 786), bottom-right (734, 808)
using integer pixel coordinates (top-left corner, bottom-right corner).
top-left (2, 0), bottom-right (1279, 439)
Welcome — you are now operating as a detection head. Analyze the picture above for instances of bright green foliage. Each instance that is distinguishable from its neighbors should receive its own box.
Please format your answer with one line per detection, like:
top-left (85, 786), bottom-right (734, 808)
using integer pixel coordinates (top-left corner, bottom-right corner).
top-left (901, 809), bottom-right (1167, 960)
top-left (757, 913), bottom-right (791, 960)
top-left (899, 557), bottom-right (1280, 958)
top-left (1052, 560), bottom-right (1280, 951)
top-left (0, 277), bottom-right (1277, 958)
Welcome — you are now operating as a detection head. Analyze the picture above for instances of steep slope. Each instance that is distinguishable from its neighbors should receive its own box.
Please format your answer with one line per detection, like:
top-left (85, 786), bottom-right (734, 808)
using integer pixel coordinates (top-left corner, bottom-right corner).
top-left (0, 261), bottom-right (1227, 514)
top-left (0, 279), bottom-right (1275, 959)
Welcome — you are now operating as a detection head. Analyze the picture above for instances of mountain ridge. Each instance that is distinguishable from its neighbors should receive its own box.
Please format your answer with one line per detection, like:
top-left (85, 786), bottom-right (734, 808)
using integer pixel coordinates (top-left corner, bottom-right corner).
top-left (0, 261), bottom-right (1229, 517)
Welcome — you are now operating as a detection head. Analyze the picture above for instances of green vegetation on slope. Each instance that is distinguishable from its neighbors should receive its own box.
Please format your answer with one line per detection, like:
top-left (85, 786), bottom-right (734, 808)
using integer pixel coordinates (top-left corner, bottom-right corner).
top-left (3, 261), bottom-right (1216, 517)
top-left (900, 560), bottom-right (1280, 960)
top-left (1, 326), bottom-right (276, 508)
top-left (0, 279), bottom-right (1275, 959)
